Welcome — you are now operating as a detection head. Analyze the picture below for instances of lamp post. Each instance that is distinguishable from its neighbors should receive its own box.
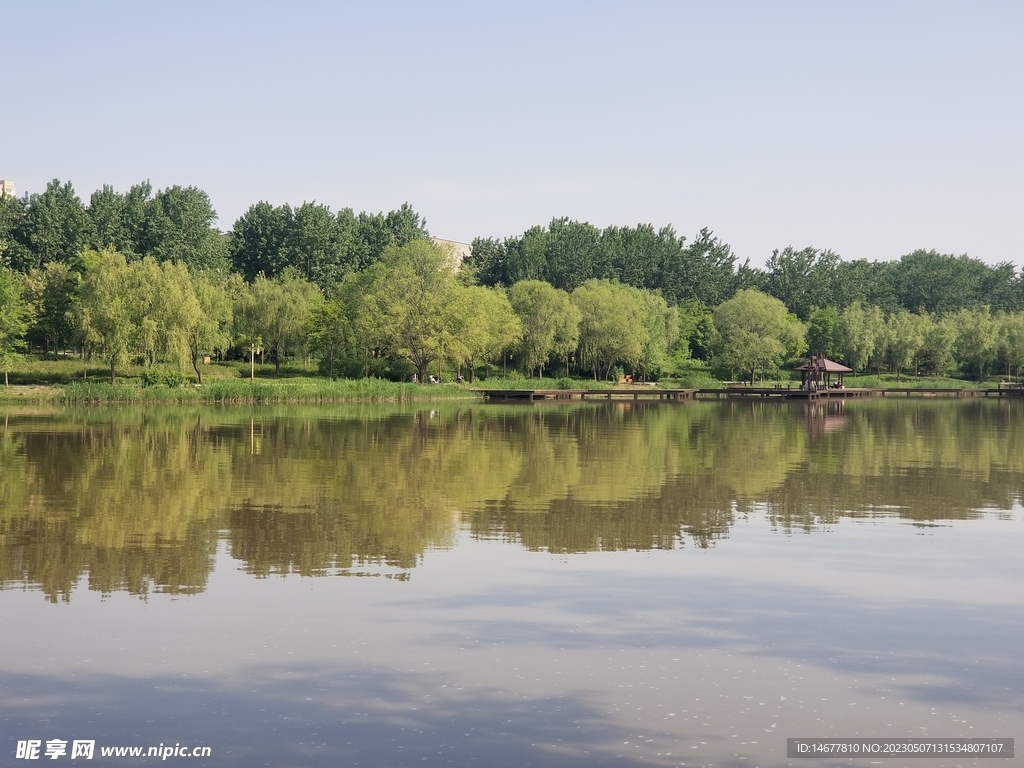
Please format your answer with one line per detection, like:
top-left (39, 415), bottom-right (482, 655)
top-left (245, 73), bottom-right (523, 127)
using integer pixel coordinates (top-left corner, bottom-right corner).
top-left (250, 343), bottom-right (262, 381)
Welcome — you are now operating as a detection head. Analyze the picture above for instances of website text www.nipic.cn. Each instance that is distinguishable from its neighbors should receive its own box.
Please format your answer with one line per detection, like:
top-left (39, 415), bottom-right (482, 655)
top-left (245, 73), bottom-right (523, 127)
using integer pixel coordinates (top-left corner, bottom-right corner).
top-left (16, 740), bottom-right (212, 760)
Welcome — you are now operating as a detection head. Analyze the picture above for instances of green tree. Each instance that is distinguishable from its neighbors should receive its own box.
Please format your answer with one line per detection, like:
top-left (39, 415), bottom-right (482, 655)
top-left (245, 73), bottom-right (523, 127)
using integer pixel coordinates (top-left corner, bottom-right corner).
top-left (837, 301), bottom-right (877, 373)
top-left (867, 305), bottom-right (891, 374)
top-left (0, 266), bottom-right (32, 385)
top-left (286, 202), bottom-right (346, 289)
top-left (362, 240), bottom-right (460, 382)
top-left (636, 291), bottom-right (680, 382)
top-left (659, 228), bottom-right (737, 307)
top-left (807, 306), bottom-right (841, 359)
top-left (996, 312), bottom-right (1024, 380)
top-left (916, 314), bottom-right (955, 375)
top-left (953, 307), bottom-right (997, 381)
top-left (676, 300), bottom-right (716, 361)
top-left (188, 273), bottom-right (232, 383)
top-left (308, 287), bottom-right (349, 378)
top-left (571, 280), bottom-right (648, 381)
top-left (229, 201), bottom-right (293, 281)
top-left (383, 202), bottom-right (429, 246)
top-left (453, 286), bottom-right (522, 382)
top-left (894, 250), bottom-right (1017, 314)
top-left (25, 261), bottom-right (79, 356)
top-left (142, 186), bottom-right (228, 272)
top-left (151, 263), bottom-right (231, 383)
top-left (14, 180), bottom-right (94, 271)
top-left (76, 249), bottom-right (138, 384)
top-left (886, 310), bottom-right (926, 381)
top-left (505, 226), bottom-right (548, 284)
top-left (508, 280), bottom-right (580, 378)
top-left (467, 237), bottom-right (509, 287)
top-left (87, 181), bottom-right (153, 259)
top-left (0, 193), bottom-right (27, 265)
top-left (713, 289), bottom-right (806, 384)
top-left (764, 246), bottom-right (841, 320)
top-left (507, 280), bottom-right (581, 380)
top-left (543, 218), bottom-right (601, 291)
top-left (250, 272), bottom-right (320, 374)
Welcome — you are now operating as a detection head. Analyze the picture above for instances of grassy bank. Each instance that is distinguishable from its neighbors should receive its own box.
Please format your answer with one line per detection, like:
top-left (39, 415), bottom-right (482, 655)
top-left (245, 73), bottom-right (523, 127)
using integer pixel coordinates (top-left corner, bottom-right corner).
top-left (0, 378), bottom-right (475, 405)
top-left (59, 378), bottom-right (476, 404)
top-left (1, 355), bottom-right (1011, 405)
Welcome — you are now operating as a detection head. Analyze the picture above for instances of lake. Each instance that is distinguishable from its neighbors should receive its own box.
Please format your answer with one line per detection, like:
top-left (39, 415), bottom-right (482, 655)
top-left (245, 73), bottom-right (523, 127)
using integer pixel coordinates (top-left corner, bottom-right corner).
top-left (1, 399), bottom-right (1021, 766)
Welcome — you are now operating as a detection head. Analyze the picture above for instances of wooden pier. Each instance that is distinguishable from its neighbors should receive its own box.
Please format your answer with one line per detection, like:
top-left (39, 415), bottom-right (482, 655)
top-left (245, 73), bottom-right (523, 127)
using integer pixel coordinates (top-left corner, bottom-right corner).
top-left (479, 386), bottom-right (1024, 403)
top-left (480, 388), bottom-right (698, 402)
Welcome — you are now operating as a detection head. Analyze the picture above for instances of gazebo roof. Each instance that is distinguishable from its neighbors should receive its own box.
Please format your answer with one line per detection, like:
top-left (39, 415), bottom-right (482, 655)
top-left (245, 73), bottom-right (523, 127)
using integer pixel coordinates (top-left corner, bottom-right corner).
top-left (794, 356), bottom-right (853, 373)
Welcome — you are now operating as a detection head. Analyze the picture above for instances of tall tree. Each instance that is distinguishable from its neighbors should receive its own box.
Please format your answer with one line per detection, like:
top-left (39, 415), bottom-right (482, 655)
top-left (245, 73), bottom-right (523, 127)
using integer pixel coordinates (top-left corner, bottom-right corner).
top-left (362, 240), bottom-right (460, 382)
top-left (14, 180), bottom-right (93, 270)
top-left (286, 202), bottom-right (345, 288)
top-left (453, 286), bottom-right (522, 382)
top-left (996, 312), bottom-right (1024, 379)
top-left (713, 289), bottom-right (806, 384)
top-left (763, 246), bottom-right (841, 320)
top-left (661, 228), bottom-right (737, 307)
top-left (142, 186), bottom-right (228, 272)
top-left (249, 272), bottom-right (320, 374)
top-left (916, 314), bottom-right (956, 375)
top-left (384, 202), bottom-right (429, 246)
top-left (508, 280), bottom-right (579, 378)
top-left (636, 291), bottom-right (680, 382)
top-left (0, 193), bottom-right (26, 265)
top-left (186, 273), bottom-right (232, 383)
top-left (0, 266), bottom-right (32, 385)
top-left (76, 249), bottom-right (138, 384)
top-left (308, 285), bottom-right (350, 378)
top-left (953, 307), bottom-right (997, 381)
top-left (229, 202), bottom-right (293, 281)
top-left (506, 226), bottom-right (548, 284)
top-left (25, 261), bottom-right (79, 355)
top-left (807, 306), bottom-right (841, 359)
top-left (571, 280), bottom-right (647, 381)
top-left (837, 301), bottom-right (876, 373)
top-left (543, 218), bottom-right (601, 291)
top-left (467, 237), bottom-right (509, 287)
top-left (886, 310), bottom-right (926, 381)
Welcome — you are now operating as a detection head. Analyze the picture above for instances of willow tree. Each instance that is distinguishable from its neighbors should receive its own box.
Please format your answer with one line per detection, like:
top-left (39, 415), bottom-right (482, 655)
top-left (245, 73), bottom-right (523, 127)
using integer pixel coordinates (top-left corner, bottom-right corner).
top-left (249, 272), bottom-right (320, 373)
top-left (182, 270), bottom-right (234, 385)
top-left (571, 279), bottom-right (648, 381)
top-left (508, 280), bottom-right (579, 378)
top-left (76, 249), bottom-right (138, 384)
top-left (886, 309), bottom-right (926, 381)
top-left (454, 286), bottom-right (522, 382)
top-left (636, 291), bottom-right (680, 382)
top-left (713, 288), bottom-right (806, 384)
top-left (362, 239), bottom-right (461, 382)
top-left (953, 306), bottom-right (997, 382)
top-left (837, 301), bottom-right (878, 373)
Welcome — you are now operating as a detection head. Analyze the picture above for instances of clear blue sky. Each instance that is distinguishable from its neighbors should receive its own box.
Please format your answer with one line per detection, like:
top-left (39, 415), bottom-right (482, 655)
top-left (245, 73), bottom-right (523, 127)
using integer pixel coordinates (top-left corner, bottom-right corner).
top-left (2, 1), bottom-right (1021, 266)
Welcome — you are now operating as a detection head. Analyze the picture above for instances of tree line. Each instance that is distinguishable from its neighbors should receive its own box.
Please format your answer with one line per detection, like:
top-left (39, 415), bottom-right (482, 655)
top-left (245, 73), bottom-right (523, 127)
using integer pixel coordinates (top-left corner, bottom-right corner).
top-left (2, 178), bottom-right (1024, 385)
top-left (468, 223), bottom-right (1024, 317)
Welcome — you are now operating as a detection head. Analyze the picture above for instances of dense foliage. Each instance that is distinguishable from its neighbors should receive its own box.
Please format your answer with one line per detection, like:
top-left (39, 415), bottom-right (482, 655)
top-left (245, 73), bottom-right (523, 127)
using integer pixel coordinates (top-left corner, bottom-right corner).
top-left (2, 178), bottom-right (1024, 384)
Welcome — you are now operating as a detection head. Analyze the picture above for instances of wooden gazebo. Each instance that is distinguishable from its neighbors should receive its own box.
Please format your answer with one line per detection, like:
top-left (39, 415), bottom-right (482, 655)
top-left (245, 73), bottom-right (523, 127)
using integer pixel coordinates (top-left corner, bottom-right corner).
top-left (795, 354), bottom-right (853, 391)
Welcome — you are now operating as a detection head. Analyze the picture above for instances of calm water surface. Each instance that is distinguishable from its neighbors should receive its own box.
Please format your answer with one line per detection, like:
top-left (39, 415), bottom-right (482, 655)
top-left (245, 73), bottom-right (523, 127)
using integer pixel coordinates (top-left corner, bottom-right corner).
top-left (1, 400), bottom-right (1022, 767)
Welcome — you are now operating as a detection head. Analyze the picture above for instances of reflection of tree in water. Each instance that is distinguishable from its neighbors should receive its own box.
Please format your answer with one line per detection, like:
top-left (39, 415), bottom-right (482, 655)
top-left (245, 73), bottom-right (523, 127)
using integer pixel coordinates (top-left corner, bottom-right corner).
top-left (3, 400), bottom-right (1024, 599)
top-left (766, 400), bottom-right (1024, 530)
top-left (467, 402), bottom-right (804, 550)
top-left (0, 515), bottom-right (217, 602)
top-left (0, 410), bottom-right (228, 602)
